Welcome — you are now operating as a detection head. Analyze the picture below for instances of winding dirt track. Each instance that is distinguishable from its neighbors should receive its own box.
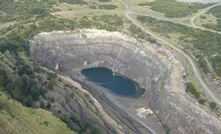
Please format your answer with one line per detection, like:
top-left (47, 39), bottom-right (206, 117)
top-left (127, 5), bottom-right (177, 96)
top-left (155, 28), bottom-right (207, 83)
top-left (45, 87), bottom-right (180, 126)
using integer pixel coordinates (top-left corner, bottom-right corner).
top-left (117, 0), bottom-right (221, 106)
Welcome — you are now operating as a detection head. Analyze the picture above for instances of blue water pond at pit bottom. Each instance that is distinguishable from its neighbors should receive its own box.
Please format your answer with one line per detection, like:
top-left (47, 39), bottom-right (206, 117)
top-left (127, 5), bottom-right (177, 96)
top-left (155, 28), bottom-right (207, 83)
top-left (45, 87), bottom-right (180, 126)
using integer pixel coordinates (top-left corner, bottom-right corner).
top-left (81, 67), bottom-right (143, 97)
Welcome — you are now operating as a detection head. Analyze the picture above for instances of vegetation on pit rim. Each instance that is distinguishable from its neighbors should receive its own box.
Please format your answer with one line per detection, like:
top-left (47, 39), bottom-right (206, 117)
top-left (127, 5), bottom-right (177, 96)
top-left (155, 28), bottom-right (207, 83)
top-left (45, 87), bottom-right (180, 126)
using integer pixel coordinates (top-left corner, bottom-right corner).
top-left (186, 82), bottom-right (200, 98)
top-left (210, 102), bottom-right (217, 110)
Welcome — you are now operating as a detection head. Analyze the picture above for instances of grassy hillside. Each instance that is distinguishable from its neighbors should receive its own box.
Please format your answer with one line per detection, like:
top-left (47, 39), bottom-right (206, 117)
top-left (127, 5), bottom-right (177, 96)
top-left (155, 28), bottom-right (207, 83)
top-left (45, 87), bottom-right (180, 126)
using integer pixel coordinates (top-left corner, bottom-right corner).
top-left (0, 91), bottom-right (75, 134)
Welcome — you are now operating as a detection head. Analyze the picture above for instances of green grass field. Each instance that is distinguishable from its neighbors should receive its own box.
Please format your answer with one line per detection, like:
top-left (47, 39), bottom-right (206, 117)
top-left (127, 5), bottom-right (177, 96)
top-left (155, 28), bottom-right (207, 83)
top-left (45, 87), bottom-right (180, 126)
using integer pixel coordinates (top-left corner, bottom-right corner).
top-left (145, 0), bottom-right (208, 18)
top-left (195, 13), bottom-right (217, 27)
top-left (51, 0), bottom-right (124, 19)
top-left (202, 5), bottom-right (221, 31)
top-left (0, 91), bottom-right (75, 134)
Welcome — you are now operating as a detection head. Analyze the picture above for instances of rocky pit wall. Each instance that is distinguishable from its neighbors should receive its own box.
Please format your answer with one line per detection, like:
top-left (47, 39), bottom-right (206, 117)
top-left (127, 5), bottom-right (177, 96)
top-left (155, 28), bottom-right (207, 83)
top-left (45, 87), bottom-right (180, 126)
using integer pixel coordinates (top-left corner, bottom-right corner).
top-left (30, 29), bottom-right (221, 134)
top-left (30, 30), bottom-right (165, 90)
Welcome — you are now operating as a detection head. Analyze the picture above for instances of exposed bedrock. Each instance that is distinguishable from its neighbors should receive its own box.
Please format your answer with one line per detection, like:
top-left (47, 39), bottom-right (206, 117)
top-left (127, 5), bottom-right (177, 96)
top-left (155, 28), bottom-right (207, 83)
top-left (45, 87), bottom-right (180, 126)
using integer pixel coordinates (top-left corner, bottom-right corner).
top-left (30, 29), bottom-right (221, 134)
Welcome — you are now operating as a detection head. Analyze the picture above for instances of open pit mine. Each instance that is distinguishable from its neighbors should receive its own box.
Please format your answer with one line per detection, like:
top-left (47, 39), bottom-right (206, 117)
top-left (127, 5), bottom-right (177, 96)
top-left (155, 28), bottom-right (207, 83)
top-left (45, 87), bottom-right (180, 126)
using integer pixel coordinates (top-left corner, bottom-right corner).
top-left (29, 29), bottom-right (221, 134)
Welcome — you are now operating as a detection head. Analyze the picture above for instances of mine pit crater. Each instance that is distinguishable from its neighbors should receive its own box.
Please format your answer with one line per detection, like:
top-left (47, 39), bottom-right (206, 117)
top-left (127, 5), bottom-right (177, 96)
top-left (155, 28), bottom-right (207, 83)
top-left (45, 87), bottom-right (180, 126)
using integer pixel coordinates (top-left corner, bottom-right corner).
top-left (30, 29), bottom-right (169, 124)
top-left (30, 29), bottom-right (166, 96)
top-left (29, 29), bottom-right (221, 134)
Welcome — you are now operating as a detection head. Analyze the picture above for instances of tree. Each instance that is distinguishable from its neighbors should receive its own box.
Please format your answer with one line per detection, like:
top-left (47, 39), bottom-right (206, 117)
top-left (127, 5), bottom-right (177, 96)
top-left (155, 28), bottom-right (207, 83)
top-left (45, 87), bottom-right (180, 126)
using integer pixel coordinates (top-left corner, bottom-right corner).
top-left (30, 87), bottom-right (40, 100)
top-left (40, 101), bottom-right (45, 108)
top-left (47, 80), bottom-right (54, 90)
top-left (210, 102), bottom-right (217, 110)
top-left (11, 88), bottom-right (22, 101)
top-left (50, 97), bottom-right (55, 102)
top-left (26, 95), bottom-right (33, 106)
top-left (0, 69), bottom-right (9, 87)
top-left (186, 82), bottom-right (200, 98)
top-left (198, 99), bottom-right (206, 105)
top-left (15, 76), bottom-right (25, 90)
top-left (47, 102), bottom-right (51, 109)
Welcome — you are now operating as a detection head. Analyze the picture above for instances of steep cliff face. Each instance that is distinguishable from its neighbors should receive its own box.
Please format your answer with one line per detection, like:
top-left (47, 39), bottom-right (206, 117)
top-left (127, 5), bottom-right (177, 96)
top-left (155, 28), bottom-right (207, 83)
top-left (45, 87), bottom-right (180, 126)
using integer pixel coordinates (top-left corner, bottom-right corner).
top-left (30, 29), bottom-right (221, 134)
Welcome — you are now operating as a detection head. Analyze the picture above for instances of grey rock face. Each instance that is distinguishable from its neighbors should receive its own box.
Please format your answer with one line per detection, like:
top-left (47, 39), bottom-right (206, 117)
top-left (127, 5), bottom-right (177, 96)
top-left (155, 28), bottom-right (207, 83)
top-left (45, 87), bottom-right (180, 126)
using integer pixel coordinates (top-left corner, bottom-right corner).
top-left (30, 31), bottom-right (165, 90)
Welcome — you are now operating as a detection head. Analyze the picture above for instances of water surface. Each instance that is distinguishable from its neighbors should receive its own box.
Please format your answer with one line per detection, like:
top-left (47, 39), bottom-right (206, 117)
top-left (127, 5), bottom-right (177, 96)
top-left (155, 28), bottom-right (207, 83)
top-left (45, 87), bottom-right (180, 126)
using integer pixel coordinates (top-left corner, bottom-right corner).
top-left (82, 67), bottom-right (143, 97)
